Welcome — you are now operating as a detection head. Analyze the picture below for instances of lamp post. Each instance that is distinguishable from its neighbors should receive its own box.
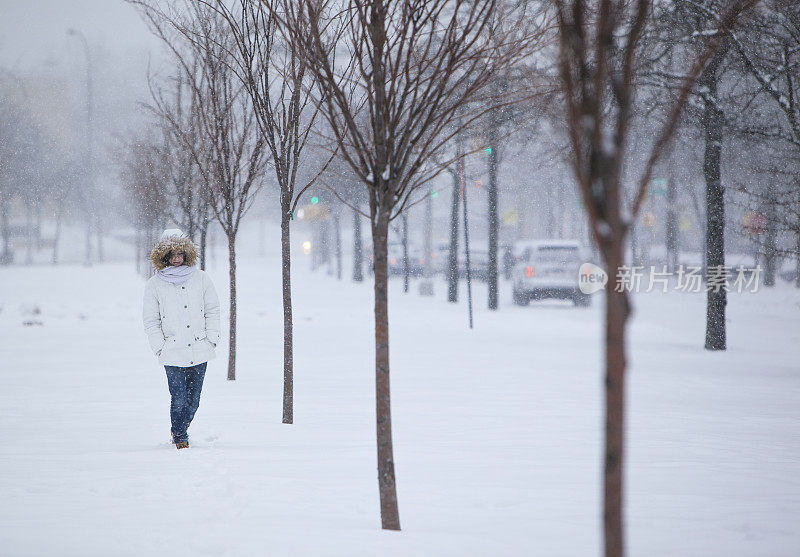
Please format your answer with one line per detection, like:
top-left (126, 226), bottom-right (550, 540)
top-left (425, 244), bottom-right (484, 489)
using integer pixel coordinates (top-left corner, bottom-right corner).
top-left (67, 28), bottom-right (96, 265)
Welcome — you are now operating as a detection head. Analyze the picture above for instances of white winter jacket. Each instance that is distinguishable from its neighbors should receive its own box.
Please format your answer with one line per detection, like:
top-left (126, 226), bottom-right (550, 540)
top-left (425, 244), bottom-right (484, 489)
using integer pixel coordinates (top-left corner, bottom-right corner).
top-left (143, 269), bottom-right (221, 367)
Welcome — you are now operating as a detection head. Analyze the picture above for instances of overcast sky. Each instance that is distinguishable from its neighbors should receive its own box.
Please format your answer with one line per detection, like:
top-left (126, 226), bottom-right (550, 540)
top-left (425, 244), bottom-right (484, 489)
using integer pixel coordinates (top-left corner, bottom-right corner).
top-left (0, 1), bottom-right (177, 183)
top-left (0, 0), bottom-right (162, 69)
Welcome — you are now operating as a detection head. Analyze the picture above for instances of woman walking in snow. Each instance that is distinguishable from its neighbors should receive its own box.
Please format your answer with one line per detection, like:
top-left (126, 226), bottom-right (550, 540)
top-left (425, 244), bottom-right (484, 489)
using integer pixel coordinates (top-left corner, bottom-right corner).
top-left (143, 229), bottom-right (221, 449)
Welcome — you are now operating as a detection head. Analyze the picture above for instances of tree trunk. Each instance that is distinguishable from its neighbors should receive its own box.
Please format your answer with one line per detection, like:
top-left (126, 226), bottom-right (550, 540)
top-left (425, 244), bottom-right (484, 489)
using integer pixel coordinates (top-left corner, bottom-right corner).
top-left (52, 206), bottom-right (62, 265)
top-left (371, 204), bottom-right (401, 531)
top-left (424, 191), bottom-right (433, 278)
top-left (402, 212), bottom-right (409, 293)
top-left (353, 206), bottom-right (363, 282)
top-left (36, 203), bottom-right (42, 250)
top-left (795, 231), bottom-right (800, 289)
top-left (763, 182), bottom-right (777, 287)
top-left (208, 222), bottom-right (215, 269)
top-left (487, 116), bottom-right (499, 310)
top-left (702, 54), bottom-right (727, 351)
top-left (312, 222), bottom-right (320, 271)
top-left (666, 170), bottom-right (678, 272)
top-left (85, 209), bottom-right (93, 266)
top-left (447, 170), bottom-right (460, 303)
top-left (281, 199), bottom-right (294, 423)
top-left (0, 194), bottom-right (11, 265)
top-left (134, 224), bottom-right (140, 274)
top-left (96, 214), bottom-right (104, 263)
top-left (461, 161), bottom-right (474, 329)
top-left (143, 227), bottom-right (151, 276)
top-left (151, 226), bottom-right (158, 274)
top-left (603, 245), bottom-right (630, 557)
top-left (227, 234), bottom-right (237, 380)
top-left (25, 200), bottom-right (33, 264)
top-left (796, 201), bottom-right (800, 289)
top-left (200, 223), bottom-right (208, 271)
top-left (321, 219), bottom-right (332, 275)
top-left (334, 212), bottom-right (342, 280)
top-left (187, 214), bottom-right (196, 246)
top-left (516, 183), bottom-right (526, 240)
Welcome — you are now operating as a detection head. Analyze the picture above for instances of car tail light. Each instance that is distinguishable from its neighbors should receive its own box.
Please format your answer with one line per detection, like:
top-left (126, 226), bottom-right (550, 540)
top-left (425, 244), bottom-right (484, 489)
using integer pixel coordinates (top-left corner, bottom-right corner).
top-left (390, 258), bottom-right (397, 265)
top-left (419, 258), bottom-right (425, 264)
top-left (526, 265), bottom-right (534, 277)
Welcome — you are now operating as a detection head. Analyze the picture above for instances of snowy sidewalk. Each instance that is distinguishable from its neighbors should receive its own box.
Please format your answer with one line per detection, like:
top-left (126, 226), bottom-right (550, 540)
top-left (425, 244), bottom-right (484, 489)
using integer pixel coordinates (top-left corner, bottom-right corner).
top-left (1, 255), bottom-right (798, 556)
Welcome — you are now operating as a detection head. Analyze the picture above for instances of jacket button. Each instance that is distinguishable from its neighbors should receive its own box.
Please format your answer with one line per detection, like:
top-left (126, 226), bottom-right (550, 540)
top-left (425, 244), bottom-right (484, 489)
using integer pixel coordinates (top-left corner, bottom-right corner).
top-left (184, 305), bottom-right (187, 308)
top-left (182, 287), bottom-right (185, 290)
top-left (188, 343), bottom-right (191, 347)
top-left (186, 325), bottom-right (190, 328)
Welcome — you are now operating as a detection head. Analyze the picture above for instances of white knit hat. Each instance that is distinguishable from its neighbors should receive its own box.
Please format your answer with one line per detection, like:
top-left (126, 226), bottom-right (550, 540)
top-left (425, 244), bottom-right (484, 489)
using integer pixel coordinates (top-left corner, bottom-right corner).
top-left (159, 228), bottom-right (186, 241)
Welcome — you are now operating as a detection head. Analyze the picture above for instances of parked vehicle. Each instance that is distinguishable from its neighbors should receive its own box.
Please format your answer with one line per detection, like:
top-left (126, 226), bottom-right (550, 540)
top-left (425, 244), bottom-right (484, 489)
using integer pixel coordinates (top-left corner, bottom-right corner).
top-left (458, 245), bottom-right (489, 281)
top-left (367, 241), bottom-right (426, 276)
top-left (428, 241), bottom-right (513, 281)
top-left (511, 240), bottom-right (590, 306)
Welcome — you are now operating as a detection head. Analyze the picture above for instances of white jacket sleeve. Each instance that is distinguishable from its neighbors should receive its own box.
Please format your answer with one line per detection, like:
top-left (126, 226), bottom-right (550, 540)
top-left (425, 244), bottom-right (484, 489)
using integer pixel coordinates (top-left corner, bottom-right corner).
top-left (203, 272), bottom-right (221, 345)
top-left (143, 279), bottom-right (166, 356)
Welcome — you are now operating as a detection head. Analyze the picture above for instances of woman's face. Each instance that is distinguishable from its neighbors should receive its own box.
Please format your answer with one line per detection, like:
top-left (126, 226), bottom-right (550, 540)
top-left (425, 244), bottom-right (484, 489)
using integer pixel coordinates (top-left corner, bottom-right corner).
top-left (169, 250), bottom-right (185, 266)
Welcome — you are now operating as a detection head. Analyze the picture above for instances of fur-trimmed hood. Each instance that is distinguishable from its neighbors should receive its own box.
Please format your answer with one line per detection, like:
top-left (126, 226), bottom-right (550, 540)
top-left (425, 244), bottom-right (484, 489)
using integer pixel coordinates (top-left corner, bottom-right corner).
top-left (149, 229), bottom-right (198, 270)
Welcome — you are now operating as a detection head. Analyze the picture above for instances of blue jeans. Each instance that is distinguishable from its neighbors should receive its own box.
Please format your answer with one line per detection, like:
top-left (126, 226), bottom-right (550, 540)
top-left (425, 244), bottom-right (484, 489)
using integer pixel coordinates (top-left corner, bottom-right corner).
top-left (165, 362), bottom-right (207, 443)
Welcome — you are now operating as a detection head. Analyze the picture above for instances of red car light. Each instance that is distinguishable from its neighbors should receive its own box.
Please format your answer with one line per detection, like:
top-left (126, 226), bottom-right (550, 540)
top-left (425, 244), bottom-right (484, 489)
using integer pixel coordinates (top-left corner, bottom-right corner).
top-left (390, 258), bottom-right (397, 265)
top-left (526, 265), bottom-right (534, 277)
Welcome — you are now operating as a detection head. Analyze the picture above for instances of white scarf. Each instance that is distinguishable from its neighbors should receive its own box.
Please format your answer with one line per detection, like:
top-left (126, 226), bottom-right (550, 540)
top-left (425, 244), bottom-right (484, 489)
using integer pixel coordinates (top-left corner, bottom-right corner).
top-left (156, 265), bottom-right (197, 285)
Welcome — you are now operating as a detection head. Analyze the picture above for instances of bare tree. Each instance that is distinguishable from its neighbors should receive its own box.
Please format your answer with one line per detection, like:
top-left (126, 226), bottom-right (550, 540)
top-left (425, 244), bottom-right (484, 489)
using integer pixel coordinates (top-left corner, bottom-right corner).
top-left (352, 202), bottom-right (364, 281)
top-left (734, 148), bottom-right (800, 286)
top-left (49, 157), bottom-right (80, 265)
top-left (446, 164), bottom-right (460, 303)
top-left (281, 0), bottom-right (545, 531)
top-left (199, 0), bottom-right (332, 423)
top-left (134, 0), bottom-right (271, 380)
top-left (151, 71), bottom-right (215, 268)
top-left (483, 55), bottom-right (542, 310)
top-left (317, 157), bottom-right (367, 281)
top-left (725, 0), bottom-right (800, 286)
top-left (0, 97), bottom-right (21, 265)
top-left (553, 1), bottom-right (755, 555)
top-left (120, 132), bottom-right (170, 277)
top-left (645, 0), bottom-right (743, 349)
top-left (1, 77), bottom-right (83, 267)
top-left (8, 114), bottom-right (46, 266)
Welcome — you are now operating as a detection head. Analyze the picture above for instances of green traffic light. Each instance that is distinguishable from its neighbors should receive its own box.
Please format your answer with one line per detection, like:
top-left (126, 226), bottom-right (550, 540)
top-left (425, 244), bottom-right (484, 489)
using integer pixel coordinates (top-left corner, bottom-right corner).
top-left (431, 190), bottom-right (438, 199)
top-left (311, 196), bottom-right (319, 204)
top-left (485, 147), bottom-right (492, 154)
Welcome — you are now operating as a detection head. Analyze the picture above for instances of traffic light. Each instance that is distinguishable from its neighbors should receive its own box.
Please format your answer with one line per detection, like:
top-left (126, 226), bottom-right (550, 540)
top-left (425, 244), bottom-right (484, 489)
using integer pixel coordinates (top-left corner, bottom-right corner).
top-left (431, 190), bottom-right (438, 199)
top-left (311, 196), bottom-right (319, 205)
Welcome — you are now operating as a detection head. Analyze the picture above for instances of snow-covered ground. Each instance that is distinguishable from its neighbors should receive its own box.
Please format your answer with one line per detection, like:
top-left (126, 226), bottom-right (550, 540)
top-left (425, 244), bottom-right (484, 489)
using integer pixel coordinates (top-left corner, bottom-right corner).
top-left (1, 237), bottom-right (798, 556)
